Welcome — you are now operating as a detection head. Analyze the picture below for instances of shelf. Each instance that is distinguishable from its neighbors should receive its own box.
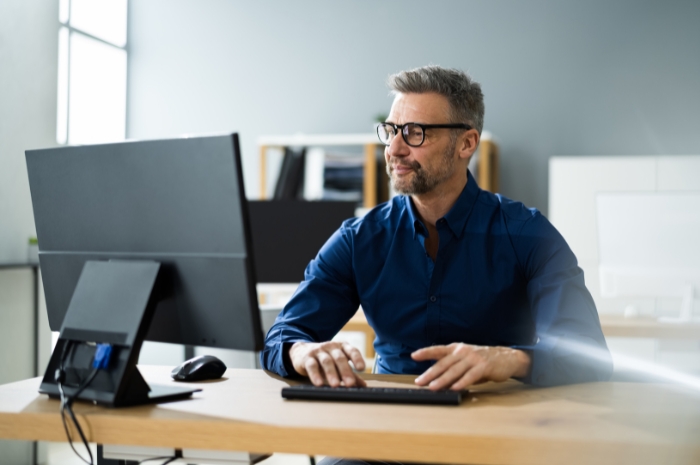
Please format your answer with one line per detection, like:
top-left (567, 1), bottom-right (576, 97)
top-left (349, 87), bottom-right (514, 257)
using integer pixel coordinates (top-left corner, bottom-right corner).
top-left (258, 133), bottom-right (378, 147)
top-left (258, 133), bottom-right (386, 208)
top-left (258, 132), bottom-right (499, 208)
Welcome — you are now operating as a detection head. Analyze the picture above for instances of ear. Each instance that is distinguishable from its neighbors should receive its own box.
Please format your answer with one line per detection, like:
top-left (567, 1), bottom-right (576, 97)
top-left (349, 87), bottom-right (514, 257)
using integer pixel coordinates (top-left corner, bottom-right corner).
top-left (457, 129), bottom-right (480, 161)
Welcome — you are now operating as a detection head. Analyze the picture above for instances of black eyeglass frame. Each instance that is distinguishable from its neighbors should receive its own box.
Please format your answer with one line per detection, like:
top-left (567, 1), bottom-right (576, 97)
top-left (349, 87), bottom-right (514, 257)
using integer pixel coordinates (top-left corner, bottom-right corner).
top-left (376, 122), bottom-right (472, 147)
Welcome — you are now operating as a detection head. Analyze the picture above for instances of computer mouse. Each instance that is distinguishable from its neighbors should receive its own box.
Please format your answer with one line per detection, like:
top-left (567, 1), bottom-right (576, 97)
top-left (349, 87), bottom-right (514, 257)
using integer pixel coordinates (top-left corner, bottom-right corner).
top-left (171, 355), bottom-right (227, 382)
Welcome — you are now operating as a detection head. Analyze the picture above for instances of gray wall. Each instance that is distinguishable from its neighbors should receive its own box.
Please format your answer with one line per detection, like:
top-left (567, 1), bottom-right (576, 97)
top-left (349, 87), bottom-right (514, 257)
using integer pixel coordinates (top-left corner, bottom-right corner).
top-left (128, 0), bottom-right (700, 214)
top-left (0, 0), bottom-right (58, 262)
top-left (0, 0), bottom-right (56, 381)
top-left (0, 0), bottom-right (58, 462)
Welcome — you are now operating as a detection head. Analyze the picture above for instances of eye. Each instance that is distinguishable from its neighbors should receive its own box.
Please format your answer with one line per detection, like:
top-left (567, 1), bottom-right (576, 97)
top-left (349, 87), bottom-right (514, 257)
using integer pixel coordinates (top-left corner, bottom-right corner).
top-left (377, 124), bottom-right (396, 144)
top-left (405, 124), bottom-right (424, 144)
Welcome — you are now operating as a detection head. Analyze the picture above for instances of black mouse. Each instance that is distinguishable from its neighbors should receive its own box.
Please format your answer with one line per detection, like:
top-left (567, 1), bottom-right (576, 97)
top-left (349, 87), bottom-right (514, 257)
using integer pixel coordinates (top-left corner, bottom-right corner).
top-left (171, 355), bottom-right (227, 382)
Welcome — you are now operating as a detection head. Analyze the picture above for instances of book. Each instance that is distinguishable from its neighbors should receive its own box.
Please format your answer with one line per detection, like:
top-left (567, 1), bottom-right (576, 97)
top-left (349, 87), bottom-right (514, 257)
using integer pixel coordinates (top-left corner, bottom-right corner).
top-left (273, 147), bottom-right (306, 200)
top-left (322, 152), bottom-right (364, 204)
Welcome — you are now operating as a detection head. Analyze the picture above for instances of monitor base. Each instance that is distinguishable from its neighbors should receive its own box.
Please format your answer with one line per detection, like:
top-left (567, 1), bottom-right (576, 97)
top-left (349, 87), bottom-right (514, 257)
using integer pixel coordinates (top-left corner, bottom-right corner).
top-left (42, 383), bottom-right (200, 407)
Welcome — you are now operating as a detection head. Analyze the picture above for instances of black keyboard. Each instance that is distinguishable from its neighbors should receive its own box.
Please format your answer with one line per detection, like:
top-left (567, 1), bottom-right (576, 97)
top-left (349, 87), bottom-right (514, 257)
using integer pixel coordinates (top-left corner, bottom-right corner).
top-left (281, 385), bottom-right (467, 405)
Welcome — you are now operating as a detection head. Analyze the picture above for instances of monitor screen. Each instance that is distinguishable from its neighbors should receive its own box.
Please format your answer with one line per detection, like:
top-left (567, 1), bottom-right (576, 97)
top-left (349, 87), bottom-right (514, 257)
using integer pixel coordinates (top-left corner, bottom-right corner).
top-left (26, 134), bottom-right (264, 351)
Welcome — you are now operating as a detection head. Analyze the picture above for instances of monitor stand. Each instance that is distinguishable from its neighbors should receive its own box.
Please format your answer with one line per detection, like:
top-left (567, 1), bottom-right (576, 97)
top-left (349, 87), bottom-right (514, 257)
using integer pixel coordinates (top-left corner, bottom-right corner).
top-left (39, 260), bottom-right (199, 407)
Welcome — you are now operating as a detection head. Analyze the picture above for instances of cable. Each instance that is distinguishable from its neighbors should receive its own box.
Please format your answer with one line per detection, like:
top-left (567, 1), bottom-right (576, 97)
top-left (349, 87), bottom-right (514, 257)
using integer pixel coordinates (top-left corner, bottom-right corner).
top-left (62, 371), bottom-right (98, 464)
top-left (137, 449), bottom-right (182, 464)
top-left (137, 456), bottom-right (172, 464)
top-left (55, 340), bottom-right (111, 465)
top-left (57, 341), bottom-right (94, 465)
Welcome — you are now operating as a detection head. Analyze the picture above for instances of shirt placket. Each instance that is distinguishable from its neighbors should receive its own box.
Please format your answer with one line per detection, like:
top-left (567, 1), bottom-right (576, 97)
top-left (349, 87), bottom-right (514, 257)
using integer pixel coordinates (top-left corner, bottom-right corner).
top-left (425, 219), bottom-right (451, 346)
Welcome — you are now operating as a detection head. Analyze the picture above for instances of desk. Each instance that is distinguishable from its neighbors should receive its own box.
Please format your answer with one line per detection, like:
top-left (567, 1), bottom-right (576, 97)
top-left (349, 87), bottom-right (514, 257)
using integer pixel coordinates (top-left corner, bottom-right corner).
top-left (599, 315), bottom-right (700, 339)
top-left (1, 367), bottom-right (699, 465)
top-left (344, 312), bottom-right (700, 357)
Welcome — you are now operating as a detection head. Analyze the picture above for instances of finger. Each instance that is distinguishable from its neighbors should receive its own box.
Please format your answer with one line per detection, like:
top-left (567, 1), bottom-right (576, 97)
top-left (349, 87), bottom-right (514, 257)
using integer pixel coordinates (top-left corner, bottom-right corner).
top-left (304, 358), bottom-right (324, 386)
top-left (342, 343), bottom-right (366, 372)
top-left (450, 363), bottom-right (486, 391)
top-left (414, 352), bottom-right (460, 386)
top-left (330, 348), bottom-right (357, 386)
top-left (411, 345), bottom-right (449, 361)
top-left (428, 358), bottom-right (473, 391)
top-left (316, 351), bottom-right (341, 387)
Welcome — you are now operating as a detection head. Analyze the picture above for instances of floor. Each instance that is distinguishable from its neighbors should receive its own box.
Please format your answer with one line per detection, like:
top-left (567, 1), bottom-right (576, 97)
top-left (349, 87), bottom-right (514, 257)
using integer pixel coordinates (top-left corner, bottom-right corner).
top-left (44, 442), bottom-right (318, 465)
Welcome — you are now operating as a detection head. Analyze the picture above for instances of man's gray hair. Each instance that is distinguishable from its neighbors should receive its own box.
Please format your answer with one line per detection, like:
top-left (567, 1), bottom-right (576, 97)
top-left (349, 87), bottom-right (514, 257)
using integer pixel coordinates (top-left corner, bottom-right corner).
top-left (387, 65), bottom-right (484, 135)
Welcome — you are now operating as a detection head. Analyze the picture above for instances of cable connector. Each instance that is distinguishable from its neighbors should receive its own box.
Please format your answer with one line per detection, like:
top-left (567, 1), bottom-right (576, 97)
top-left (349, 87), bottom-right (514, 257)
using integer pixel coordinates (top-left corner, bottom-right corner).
top-left (93, 343), bottom-right (112, 369)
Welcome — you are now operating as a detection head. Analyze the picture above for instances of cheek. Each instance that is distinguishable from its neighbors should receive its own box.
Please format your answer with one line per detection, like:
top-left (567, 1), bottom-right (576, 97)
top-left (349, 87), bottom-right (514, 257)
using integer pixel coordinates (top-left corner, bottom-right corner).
top-left (411, 152), bottom-right (429, 169)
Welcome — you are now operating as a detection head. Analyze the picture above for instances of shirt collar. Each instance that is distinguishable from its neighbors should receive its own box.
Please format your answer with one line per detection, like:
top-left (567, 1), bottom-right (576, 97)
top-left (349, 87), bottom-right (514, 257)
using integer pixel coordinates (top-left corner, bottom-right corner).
top-left (405, 196), bottom-right (423, 239)
top-left (404, 169), bottom-right (481, 240)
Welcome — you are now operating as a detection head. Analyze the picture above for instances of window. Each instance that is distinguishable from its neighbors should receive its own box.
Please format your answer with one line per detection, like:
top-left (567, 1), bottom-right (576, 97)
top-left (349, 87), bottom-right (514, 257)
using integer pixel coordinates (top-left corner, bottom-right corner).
top-left (57, 0), bottom-right (128, 145)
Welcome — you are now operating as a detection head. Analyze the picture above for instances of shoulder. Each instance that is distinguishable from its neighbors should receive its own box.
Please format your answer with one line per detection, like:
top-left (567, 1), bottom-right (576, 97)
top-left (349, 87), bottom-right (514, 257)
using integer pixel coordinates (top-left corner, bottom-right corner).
top-left (482, 193), bottom-right (574, 274)
top-left (476, 190), bottom-right (542, 233)
top-left (496, 193), bottom-right (539, 221)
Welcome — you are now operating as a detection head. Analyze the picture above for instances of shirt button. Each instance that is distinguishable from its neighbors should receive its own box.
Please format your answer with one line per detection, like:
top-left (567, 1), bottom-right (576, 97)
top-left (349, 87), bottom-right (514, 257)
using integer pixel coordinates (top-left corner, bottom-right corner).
top-left (430, 295), bottom-right (437, 302)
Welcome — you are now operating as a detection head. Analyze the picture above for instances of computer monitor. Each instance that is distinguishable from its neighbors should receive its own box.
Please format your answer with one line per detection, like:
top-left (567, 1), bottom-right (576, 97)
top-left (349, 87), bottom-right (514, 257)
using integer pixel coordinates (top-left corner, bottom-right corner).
top-left (597, 192), bottom-right (700, 322)
top-left (26, 133), bottom-right (263, 406)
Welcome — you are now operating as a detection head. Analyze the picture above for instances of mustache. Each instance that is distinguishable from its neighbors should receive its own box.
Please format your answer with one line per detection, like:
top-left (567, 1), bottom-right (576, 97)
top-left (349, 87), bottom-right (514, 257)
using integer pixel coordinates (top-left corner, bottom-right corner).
top-left (388, 159), bottom-right (422, 171)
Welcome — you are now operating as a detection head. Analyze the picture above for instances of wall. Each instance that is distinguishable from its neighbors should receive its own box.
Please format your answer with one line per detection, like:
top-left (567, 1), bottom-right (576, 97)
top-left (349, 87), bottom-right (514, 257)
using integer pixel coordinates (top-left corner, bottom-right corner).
top-left (0, 0), bottom-right (58, 262)
top-left (127, 0), bottom-right (700, 213)
top-left (0, 0), bottom-right (58, 462)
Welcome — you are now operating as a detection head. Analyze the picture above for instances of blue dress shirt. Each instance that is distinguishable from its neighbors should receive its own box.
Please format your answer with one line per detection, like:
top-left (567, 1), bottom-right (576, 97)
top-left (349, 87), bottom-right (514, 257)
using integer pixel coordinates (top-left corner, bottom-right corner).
top-left (260, 171), bottom-right (612, 386)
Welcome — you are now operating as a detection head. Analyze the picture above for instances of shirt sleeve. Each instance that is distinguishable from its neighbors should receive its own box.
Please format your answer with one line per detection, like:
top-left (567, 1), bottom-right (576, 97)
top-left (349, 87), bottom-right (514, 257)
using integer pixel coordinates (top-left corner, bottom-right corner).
top-left (259, 224), bottom-right (361, 377)
top-left (509, 210), bottom-right (613, 386)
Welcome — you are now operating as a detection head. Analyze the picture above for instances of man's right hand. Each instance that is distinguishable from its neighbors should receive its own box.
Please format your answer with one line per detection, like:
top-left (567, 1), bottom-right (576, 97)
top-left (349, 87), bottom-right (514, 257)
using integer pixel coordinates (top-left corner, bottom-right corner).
top-left (288, 341), bottom-right (367, 387)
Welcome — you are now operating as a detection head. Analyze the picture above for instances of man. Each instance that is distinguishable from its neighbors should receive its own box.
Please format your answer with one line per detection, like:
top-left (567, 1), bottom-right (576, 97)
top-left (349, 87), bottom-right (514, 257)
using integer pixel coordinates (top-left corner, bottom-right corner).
top-left (260, 65), bottom-right (612, 392)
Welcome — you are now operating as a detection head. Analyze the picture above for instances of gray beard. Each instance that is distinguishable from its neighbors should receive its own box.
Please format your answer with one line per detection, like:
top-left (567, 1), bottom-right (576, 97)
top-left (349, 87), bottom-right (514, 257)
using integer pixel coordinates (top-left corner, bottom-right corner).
top-left (387, 139), bottom-right (457, 195)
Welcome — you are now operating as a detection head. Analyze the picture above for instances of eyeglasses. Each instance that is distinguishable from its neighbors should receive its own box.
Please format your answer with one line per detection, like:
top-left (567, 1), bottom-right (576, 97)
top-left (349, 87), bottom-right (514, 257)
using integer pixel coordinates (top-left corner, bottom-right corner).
top-left (376, 122), bottom-right (471, 147)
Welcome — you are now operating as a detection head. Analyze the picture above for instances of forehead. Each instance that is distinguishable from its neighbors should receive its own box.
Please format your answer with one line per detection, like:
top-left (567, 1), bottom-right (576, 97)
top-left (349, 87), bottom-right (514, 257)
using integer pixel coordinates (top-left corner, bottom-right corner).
top-left (388, 92), bottom-right (451, 123)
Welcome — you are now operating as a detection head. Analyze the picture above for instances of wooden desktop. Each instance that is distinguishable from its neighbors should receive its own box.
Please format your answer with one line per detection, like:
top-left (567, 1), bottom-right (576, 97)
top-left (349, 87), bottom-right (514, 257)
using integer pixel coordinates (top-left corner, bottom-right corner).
top-left (1, 366), bottom-right (699, 465)
top-left (343, 311), bottom-right (700, 360)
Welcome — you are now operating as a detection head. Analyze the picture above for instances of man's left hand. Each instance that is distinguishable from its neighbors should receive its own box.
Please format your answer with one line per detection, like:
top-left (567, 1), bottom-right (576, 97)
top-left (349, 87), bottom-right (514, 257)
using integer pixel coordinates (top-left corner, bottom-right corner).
top-left (411, 344), bottom-right (531, 390)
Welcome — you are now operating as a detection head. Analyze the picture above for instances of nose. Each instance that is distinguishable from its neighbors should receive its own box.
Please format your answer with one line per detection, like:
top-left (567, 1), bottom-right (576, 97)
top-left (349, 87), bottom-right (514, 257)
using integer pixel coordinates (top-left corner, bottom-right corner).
top-left (386, 129), bottom-right (410, 160)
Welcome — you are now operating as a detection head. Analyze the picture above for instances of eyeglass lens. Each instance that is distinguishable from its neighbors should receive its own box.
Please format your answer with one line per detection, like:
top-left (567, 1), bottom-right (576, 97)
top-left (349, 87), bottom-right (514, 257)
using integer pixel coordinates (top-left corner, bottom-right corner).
top-left (377, 123), bottom-right (425, 147)
top-left (403, 124), bottom-right (424, 146)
